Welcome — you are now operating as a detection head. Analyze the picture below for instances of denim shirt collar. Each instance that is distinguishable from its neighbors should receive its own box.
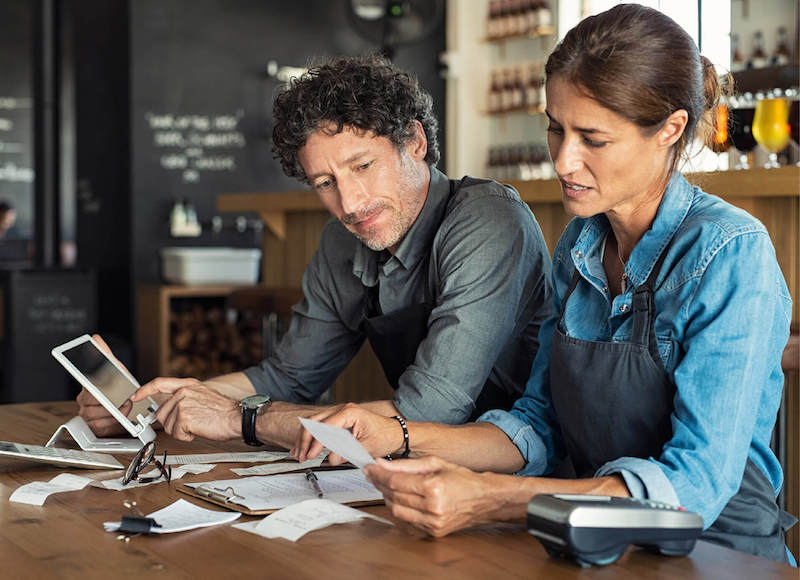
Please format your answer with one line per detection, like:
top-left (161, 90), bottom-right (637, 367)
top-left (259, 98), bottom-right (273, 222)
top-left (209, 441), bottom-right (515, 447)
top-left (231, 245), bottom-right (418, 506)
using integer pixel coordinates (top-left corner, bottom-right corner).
top-left (353, 165), bottom-right (449, 286)
top-left (571, 172), bottom-right (694, 289)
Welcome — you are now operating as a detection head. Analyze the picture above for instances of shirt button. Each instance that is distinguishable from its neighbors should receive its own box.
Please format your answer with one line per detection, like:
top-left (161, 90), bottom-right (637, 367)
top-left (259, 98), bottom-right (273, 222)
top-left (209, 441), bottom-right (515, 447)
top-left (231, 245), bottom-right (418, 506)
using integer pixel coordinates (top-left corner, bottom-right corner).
top-left (619, 304), bottom-right (629, 313)
top-left (575, 250), bottom-right (583, 259)
top-left (601, 285), bottom-right (608, 293)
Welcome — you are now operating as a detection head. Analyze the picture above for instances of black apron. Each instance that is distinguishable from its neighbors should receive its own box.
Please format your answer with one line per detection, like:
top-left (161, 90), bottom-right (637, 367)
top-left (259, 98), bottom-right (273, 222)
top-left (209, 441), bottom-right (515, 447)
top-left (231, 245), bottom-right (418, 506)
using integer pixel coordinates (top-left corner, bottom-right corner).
top-left (549, 244), bottom-right (794, 563)
top-left (360, 178), bottom-right (518, 421)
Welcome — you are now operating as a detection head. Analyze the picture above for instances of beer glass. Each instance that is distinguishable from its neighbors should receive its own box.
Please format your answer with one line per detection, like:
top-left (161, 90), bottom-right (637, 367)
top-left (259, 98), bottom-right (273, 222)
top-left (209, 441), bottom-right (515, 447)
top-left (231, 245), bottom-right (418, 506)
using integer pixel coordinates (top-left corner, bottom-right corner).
top-left (728, 95), bottom-right (757, 170)
top-left (752, 96), bottom-right (791, 168)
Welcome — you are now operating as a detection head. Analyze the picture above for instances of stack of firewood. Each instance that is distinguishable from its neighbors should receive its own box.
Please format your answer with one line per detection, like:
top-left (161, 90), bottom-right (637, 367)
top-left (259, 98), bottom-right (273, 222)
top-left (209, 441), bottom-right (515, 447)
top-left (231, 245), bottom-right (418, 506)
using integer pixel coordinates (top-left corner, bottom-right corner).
top-left (167, 304), bottom-right (263, 379)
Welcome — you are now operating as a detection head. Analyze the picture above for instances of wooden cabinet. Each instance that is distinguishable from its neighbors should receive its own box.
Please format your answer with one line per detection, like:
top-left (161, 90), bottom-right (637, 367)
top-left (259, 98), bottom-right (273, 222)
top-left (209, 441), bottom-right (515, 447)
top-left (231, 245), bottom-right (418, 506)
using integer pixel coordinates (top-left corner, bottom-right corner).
top-left (136, 284), bottom-right (261, 382)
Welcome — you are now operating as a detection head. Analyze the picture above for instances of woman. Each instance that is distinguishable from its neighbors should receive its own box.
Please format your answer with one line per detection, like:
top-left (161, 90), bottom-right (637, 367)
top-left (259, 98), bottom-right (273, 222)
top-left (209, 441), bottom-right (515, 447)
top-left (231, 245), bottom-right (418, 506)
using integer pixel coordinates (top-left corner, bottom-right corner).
top-left (293, 4), bottom-right (795, 563)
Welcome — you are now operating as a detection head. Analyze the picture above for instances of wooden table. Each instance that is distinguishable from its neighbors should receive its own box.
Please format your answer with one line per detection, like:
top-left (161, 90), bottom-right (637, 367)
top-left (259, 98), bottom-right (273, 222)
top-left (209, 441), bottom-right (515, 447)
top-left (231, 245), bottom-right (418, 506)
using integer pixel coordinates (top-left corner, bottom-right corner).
top-left (0, 402), bottom-right (794, 579)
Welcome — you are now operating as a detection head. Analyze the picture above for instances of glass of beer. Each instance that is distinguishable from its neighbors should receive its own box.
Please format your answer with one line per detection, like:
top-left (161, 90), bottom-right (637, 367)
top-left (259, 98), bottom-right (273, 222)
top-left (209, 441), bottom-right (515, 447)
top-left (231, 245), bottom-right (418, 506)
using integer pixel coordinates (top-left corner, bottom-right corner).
top-left (752, 95), bottom-right (791, 168)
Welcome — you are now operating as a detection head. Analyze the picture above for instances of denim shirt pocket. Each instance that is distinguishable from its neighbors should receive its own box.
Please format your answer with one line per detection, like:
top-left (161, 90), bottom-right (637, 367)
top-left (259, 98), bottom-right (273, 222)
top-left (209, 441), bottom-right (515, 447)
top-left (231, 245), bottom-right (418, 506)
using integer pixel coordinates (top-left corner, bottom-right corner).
top-left (656, 336), bottom-right (675, 372)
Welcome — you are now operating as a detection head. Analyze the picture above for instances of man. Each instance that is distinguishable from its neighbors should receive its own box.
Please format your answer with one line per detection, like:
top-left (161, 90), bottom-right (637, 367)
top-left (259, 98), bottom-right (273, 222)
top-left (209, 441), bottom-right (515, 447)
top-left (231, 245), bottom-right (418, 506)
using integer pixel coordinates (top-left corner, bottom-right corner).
top-left (78, 56), bottom-right (552, 450)
top-left (0, 201), bottom-right (17, 239)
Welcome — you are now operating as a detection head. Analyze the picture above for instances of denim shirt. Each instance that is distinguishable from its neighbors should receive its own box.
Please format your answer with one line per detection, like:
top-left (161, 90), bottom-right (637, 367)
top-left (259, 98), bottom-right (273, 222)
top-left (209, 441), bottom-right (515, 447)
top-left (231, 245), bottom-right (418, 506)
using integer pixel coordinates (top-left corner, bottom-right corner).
top-left (481, 172), bottom-right (792, 531)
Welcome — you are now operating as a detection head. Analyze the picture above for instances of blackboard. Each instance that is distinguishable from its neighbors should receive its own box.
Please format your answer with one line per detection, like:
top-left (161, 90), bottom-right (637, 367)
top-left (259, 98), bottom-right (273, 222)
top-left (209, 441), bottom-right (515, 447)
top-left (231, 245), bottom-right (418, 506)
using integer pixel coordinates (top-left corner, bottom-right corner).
top-left (0, 1), bottom-right (34, 240)
top-left (129, 0), bottom-right (446, 285)
top-left (0, 268), bottom-right (96, 403)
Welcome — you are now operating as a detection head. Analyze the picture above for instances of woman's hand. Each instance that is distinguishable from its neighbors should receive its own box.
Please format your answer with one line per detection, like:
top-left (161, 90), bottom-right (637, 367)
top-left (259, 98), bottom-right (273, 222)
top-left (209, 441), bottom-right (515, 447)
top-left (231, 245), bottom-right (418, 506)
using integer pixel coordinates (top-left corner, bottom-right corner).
top-left (291, 403), bottom-right (405, 464)
top-left (363, 456), bottom-right (507, 537)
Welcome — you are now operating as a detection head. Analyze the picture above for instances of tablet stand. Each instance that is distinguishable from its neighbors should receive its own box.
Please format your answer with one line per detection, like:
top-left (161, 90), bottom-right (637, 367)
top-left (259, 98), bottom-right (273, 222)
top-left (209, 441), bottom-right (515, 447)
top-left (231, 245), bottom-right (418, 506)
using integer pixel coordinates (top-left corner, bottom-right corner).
top-left (46, 416), bottom-right (155, 454)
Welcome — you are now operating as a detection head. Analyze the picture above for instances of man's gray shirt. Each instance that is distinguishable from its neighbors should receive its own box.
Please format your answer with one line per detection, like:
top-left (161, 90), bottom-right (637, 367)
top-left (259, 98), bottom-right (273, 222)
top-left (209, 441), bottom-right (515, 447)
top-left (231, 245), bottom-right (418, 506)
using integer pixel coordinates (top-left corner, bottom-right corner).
top-left (244, 167), bottom-right (553, 424)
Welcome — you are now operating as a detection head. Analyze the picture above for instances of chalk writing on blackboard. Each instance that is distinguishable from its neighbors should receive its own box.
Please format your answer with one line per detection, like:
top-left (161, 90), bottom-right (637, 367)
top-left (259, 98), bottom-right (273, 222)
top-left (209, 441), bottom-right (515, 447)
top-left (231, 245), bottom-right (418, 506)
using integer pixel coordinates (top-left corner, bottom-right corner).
top-left (27, 293), bottom-right (90, 335)
top-left (144, 110), bottom-right (247, 183)
top-left (0, 96), bottom-right (34, 184)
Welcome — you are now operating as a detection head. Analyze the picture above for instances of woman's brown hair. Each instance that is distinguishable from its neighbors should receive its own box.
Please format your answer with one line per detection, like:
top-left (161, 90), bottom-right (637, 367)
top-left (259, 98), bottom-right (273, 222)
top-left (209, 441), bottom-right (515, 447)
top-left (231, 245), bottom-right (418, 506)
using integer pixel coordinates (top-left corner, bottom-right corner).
top-left (545, 3), bottom-right (724, 174)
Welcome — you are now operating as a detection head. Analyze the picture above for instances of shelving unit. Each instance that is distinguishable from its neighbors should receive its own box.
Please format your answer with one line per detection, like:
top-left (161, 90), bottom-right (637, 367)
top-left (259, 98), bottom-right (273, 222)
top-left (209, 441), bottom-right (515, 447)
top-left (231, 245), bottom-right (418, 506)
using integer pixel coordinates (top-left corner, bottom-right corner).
top-left (136, 284), bottom-right (260, 382)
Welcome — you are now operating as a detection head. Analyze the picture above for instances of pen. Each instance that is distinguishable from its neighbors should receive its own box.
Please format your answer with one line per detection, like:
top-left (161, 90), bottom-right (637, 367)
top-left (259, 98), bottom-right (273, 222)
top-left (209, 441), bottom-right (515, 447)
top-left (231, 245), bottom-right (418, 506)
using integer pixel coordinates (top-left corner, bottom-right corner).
top-left (305, 469), bottom-right (324, 498)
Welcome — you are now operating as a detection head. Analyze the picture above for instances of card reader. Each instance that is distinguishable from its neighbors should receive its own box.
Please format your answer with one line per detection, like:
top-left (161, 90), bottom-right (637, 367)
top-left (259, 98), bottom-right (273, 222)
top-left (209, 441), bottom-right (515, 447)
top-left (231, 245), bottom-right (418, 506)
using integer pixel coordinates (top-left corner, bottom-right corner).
top-left (527, 494), bottom-right (703, 567)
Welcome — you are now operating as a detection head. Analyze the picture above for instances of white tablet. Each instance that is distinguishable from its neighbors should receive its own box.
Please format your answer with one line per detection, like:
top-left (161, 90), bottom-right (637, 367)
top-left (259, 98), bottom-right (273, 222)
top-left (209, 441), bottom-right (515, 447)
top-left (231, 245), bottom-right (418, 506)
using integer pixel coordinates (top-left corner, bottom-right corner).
top-left (51, 334), bottom-right (159, 442)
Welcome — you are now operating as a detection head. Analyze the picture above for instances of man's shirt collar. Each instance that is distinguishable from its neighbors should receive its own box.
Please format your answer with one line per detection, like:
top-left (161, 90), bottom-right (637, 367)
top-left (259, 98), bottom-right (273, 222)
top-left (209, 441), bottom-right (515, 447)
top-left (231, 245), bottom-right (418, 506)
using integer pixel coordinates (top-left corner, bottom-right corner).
top-left (353, 165), bottom-right (450, 285)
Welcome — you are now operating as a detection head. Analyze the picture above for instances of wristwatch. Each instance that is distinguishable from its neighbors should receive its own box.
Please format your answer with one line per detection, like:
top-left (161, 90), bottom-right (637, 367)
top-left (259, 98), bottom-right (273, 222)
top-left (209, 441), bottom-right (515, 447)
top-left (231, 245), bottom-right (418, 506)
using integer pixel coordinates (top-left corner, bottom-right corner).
top-left (239, 393), bottom-right (271, 446)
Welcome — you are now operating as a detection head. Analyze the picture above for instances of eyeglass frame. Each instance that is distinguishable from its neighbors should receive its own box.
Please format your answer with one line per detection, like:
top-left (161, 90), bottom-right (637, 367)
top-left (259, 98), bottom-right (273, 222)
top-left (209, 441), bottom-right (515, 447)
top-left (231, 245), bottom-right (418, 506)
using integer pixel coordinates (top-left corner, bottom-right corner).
top-left (122, 440), bottom-right (171, 485)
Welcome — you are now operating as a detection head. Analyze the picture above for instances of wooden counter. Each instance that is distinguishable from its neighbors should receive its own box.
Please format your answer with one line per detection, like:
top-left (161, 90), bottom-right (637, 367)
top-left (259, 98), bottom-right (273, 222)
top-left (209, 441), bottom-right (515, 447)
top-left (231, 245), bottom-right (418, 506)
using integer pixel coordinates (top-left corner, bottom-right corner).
top-left (1, 401), bottom-right (797, 578)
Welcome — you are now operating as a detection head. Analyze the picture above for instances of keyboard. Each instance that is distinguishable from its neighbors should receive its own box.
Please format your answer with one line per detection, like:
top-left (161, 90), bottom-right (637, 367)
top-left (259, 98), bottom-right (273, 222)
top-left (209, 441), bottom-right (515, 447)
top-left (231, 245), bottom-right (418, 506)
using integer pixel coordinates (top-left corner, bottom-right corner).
top-left (0, 441), bottom-right (124, 470)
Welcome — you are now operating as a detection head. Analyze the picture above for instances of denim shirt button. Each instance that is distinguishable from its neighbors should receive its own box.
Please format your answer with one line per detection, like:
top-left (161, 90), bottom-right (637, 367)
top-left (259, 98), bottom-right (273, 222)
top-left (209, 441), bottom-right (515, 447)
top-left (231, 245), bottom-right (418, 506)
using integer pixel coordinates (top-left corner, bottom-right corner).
top-left (619, 303), bottom-right (629, 313)
top-left (575, 250), bottom-right (583, 259)
top-left (602, 285), bottom-right (608, 293)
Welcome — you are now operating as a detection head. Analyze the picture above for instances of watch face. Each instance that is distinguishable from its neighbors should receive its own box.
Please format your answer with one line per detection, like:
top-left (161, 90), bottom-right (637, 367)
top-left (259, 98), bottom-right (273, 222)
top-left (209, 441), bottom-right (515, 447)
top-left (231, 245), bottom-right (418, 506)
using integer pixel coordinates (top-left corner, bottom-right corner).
top-left (241, 393), bottom-right (271, 409)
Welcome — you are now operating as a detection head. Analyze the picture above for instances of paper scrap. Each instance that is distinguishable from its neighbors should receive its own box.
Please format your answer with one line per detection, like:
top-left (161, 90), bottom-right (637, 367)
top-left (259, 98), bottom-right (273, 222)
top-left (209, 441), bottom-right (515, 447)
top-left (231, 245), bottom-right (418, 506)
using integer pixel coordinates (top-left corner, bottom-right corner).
top-left (104, 498), bottom-right (240, 533)
top-left (232, 452), bottom-right (328, 476)
top-left (233, 498), bottom-right (392, 541)
top-left (165, 451), bottom-right (289, 466)
top-left (298, 418), bottom-right (375, 469)
top-left (10, 473), bottom-right (93, 506)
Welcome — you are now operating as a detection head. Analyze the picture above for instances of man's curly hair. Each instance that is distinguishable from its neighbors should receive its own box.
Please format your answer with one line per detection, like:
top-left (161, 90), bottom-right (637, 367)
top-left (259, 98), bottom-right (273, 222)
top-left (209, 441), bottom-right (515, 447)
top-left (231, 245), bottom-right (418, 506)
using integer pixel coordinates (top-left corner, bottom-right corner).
top-left (272, 55), bottom-right (440, 183)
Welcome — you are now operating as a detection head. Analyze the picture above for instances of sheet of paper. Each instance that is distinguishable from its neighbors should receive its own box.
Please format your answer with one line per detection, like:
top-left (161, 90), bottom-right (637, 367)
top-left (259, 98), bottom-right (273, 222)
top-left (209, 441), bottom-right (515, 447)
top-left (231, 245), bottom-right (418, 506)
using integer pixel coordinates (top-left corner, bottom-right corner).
top-left (104, 498), bottom-right (240, 533)
top-left (231, 452), bottom-right (328, 476)
top-left (232, 498), bottom-right (392, 541)
top-left (96, 463), bottom-right (213, 490)
top-left (298, 418), bottom-right (375, 469)
top-left (165, 451), bottom-right (289, 466)
top-left (187, 468), bottom-right (382, 512)
top-left (10, 473), bottom-right (93, 506)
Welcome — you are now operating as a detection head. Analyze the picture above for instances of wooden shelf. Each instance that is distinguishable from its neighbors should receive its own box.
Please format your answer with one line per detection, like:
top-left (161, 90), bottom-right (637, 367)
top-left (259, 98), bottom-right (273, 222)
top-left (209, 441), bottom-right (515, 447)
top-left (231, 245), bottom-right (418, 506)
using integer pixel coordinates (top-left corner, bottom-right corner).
top-left (483, 25), bottom-right (555, 43)
top-left (218, 166), bottom-right (800, 239)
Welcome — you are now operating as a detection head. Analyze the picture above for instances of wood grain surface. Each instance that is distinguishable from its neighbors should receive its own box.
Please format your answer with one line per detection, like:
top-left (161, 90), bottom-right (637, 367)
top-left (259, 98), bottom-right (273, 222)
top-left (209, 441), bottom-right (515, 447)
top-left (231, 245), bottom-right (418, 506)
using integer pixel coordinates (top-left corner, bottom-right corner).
top-left (0, 402), bottom-right (795, 579)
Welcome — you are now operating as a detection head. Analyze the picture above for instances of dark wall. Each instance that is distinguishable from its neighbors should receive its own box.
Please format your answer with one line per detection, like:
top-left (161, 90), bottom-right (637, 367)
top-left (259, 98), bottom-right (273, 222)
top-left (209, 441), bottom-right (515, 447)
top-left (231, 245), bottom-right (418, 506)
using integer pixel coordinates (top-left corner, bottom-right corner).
top-left (70, 0), bottom-right (132, 342)
top-left (129, 0), bottom-right (447, 286)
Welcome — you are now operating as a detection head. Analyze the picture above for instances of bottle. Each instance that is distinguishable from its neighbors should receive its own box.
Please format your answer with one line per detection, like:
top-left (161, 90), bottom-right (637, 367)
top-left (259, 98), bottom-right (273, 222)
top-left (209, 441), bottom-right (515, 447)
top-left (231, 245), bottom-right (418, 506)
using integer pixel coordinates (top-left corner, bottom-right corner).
top-left (502, 69), bottom-right (515, 112)
top-left (488, 71), bottom-right (503, 114)
top-left (730, 33), bottom-right (745, 72)
top-left (749, 31), bottom-right (768, 69)
top-left (511, 67), bottom-right (525, 110)
top-left (487, 0), bottom-right (499, 40)
top-left (525, 65), bottom-right (540, 110)
top-left (772, 27), bottom-right (792, 66)
top-left (525, 0), bottom-right (539, 34)
top-left (536, 0), bottom-right (552, 30)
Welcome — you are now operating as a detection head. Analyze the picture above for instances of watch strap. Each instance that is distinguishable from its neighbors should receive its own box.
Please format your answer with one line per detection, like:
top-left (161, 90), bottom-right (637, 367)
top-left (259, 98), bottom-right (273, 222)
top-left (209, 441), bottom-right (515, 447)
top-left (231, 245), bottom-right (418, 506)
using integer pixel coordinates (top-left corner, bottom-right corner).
top-left (241, 405), bottom-right (263, 446)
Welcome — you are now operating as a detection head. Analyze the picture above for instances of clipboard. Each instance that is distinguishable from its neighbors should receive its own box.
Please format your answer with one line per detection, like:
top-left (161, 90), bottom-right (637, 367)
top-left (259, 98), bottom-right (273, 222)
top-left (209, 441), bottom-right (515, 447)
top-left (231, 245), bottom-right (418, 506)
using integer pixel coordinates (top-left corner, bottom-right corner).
top-left (178, 484), bottom-right (383, 515)
top-left (178, 469), bottom-right (385, 515)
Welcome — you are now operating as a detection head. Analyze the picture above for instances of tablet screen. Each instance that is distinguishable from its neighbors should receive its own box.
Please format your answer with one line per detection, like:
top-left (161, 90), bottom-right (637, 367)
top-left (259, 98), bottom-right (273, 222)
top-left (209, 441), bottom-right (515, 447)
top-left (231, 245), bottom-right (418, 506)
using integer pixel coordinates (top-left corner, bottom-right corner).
top-left (61, 341), bottom-right (152, 427)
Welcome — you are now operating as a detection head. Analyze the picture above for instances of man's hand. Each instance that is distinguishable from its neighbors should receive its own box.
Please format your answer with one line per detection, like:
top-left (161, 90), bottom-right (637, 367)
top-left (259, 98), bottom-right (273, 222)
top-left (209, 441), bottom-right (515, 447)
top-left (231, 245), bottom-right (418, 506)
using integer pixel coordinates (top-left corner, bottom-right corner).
top-left (291, 403), bottom-right (404, 464)
top-left (76, 334), bottom-right (136, 436)
top-left (363, 456), bottom-right (501, 537)
top-left (130, 377), bottom-right (240, 442)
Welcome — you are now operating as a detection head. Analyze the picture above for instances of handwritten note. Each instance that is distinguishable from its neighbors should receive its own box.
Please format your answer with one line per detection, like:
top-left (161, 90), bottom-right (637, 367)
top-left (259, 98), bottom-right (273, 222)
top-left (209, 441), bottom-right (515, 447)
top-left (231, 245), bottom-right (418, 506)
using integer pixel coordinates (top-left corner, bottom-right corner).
top-left (233, 499), bottom-right (392, 542)
top-left (298, 418), bottom-right (375, 469)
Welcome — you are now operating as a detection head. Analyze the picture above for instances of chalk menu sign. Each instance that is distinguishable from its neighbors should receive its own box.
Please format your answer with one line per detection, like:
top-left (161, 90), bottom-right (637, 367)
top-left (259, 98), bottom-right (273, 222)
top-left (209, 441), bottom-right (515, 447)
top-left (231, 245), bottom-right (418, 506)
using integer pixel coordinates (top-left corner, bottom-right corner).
top-left (0, 269), bottom-right (96, 403)
top-left (143, 109), bottom-right (247, 184)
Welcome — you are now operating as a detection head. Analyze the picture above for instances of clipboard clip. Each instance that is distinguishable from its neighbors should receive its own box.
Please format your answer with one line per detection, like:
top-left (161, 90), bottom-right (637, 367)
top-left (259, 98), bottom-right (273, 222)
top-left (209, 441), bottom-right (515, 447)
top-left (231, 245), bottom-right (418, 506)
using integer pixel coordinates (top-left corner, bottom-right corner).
top-left (194, 485), bottom-right (244, 504)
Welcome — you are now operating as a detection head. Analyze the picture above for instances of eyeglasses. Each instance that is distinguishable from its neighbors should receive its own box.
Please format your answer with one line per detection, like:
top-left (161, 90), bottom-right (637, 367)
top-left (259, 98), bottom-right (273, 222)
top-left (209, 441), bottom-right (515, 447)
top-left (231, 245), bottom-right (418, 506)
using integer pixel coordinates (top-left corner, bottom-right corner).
top-left (122, 441), bottom-right (171, 486)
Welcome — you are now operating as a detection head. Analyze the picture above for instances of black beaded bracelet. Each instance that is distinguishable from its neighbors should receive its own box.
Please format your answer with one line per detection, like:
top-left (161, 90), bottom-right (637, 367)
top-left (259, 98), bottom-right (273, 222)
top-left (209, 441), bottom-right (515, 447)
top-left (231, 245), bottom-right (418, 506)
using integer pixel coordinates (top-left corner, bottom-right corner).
top-left (391, 415), bottom-right (410, 459)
